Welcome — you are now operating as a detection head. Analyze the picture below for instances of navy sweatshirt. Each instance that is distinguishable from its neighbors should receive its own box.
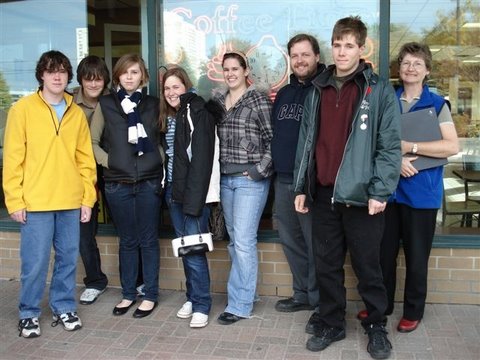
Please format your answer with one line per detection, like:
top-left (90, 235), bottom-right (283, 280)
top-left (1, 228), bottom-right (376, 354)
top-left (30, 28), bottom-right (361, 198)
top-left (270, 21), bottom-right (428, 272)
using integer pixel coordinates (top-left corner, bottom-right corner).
top-left (271, 64), bottom-right (326, 183)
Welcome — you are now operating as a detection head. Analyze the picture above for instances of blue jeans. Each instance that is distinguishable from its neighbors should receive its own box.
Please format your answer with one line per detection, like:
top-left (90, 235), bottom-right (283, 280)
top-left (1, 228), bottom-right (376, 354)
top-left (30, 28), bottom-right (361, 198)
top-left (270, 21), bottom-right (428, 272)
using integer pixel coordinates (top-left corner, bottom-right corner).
top-left (220, 175), bottom-right (271, 317)
top-left (165, 184), bottom-right (212, 315)
top-left (19, 210), bottom-right (80, 319)
top-left (105, 179), bottom-right (161, 302)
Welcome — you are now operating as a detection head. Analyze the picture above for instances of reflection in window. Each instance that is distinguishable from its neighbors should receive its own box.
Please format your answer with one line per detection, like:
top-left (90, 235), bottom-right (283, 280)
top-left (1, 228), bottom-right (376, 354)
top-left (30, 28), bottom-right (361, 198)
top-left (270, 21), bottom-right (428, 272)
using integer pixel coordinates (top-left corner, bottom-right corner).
top-left (390, 0), bottom-right (480, 232)
top-left (159, 1), bottom-right (381, 230)
top-left (160, 1), bottom-right (380, 101)
top-left (0, 0), bottom-right (87, 216)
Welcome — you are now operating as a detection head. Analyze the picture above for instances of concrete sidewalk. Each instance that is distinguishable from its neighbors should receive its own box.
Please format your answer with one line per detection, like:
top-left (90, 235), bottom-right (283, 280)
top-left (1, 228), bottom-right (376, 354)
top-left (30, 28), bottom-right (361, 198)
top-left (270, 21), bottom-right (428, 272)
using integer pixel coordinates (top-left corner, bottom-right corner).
top-left (0, 279), bottom-right (478, 359)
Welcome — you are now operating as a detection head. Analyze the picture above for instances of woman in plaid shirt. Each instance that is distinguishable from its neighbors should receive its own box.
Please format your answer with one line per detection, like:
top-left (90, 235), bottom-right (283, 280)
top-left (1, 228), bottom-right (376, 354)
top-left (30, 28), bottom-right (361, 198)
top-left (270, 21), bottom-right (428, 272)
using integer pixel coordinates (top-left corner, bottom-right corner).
top-left (215, 51), bottom-right (273, 325)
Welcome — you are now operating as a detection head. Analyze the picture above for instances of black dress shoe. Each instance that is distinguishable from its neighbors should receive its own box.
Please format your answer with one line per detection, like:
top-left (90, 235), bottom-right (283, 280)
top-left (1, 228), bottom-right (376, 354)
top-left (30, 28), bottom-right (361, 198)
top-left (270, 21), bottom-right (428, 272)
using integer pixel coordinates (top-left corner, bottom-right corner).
top-left (275, 297), bottom-right (315, 312)
top-left (113, 300), bottom-right (136, 316)
top-left (217, 312), bottom-right (245, 325)
top-left (132, 301), bottom-right (158, 318)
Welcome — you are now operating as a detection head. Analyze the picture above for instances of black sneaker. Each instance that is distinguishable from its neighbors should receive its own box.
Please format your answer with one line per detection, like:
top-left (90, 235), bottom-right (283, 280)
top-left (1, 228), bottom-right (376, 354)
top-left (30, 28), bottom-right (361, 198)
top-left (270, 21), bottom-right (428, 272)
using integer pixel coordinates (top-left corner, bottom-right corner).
top-left (306, 325), bottom-right (346, 352)
top-left (305, 311), bottom-right (322, 334)
top-left (365, 324), bottom-right (392, 359)
top-left (18, 317), bottom-right (41, 338)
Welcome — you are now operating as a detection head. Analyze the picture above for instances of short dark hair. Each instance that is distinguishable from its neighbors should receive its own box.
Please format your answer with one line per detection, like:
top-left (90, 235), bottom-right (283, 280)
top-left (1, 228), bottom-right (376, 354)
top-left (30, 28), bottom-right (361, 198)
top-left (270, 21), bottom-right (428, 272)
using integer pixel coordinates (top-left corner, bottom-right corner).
top-left (332, 16), bottom-right (367, 47)
top-left (35, 50), bottom-right (73, 87)
top-left (76, 55), bottom-right (110, 88)
top-left (287, 34), bottom-right (320, 56)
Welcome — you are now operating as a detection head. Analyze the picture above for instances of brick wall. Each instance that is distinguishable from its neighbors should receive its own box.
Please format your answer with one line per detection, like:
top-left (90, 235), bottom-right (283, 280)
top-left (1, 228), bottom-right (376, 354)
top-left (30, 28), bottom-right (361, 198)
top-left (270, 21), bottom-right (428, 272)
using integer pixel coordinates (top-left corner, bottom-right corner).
top-left (0, 231), bottom-right (479, 305)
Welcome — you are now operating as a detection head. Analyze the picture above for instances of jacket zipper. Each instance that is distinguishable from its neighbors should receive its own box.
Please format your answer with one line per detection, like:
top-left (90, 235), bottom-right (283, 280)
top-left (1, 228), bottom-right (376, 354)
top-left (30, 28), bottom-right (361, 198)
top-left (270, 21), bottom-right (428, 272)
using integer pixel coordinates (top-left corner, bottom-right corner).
top-left (331, 76), bottom-right (370, 206)
top-left (37, 91), bottom-right (71, 136)
top-left (295, 92), bottom-right (316, 200)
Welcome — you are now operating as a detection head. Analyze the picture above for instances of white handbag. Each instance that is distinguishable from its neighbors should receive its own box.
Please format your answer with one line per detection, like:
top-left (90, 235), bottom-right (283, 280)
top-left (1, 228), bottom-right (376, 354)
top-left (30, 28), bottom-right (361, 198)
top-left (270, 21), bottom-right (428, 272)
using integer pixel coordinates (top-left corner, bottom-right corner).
top-left (172, 232), bottom-right (214, 257)
top-left (171, 216), bottom-right (214, 257)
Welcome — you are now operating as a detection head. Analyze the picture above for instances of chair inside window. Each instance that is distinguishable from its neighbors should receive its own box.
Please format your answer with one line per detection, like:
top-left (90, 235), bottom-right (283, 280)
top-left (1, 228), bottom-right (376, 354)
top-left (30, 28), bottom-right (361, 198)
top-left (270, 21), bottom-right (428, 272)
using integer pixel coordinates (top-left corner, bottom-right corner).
top-left (462, 154), bottom-right (480, 202)
top-left (442, 177), bottom-right (480, 227)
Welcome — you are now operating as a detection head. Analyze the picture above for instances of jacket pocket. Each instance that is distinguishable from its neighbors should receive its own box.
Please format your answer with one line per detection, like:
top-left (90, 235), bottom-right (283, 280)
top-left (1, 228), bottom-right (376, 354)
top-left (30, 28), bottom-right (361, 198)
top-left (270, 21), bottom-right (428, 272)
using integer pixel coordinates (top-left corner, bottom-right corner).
top-left (239, 137), bottom-right (257, 153)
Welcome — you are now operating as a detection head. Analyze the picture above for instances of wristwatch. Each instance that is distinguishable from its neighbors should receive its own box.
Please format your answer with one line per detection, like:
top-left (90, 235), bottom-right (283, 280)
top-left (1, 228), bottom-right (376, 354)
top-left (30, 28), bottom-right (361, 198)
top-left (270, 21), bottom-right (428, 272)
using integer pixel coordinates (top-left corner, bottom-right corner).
top-left (412, 143), bottom-right (418, 154)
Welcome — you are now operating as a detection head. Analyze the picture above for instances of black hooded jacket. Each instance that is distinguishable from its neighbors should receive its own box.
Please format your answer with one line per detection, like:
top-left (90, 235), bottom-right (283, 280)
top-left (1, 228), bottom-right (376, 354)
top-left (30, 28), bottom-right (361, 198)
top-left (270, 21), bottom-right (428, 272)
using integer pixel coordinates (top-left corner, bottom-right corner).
top-left (169, 92), bottom-right (222, 216)
top-left (271, 63), bottom-right (326, 183)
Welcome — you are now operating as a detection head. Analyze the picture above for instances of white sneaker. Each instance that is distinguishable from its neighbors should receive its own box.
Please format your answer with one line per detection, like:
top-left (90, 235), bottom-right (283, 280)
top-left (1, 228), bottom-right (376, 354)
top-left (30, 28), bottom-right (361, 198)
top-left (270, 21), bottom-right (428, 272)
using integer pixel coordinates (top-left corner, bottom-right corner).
top-left (136, 284), bottom-right (146, 297)
top-left (190, 312), bottom-right (208, 328)
top-left (80, 288), bottom-right (106, 305)
top-left (176, 301), bottom-right (193, 318)
top-left (18, 317), bottom-right (40, 338)
top-left (52, 312), bottom-right (82, 331)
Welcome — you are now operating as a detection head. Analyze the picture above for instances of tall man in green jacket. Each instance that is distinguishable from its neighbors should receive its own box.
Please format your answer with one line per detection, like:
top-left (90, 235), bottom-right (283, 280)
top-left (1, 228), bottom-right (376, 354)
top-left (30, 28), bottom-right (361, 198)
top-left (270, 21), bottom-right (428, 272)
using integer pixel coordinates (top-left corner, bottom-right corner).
top-left (293, 16), bottom-right (401, 359)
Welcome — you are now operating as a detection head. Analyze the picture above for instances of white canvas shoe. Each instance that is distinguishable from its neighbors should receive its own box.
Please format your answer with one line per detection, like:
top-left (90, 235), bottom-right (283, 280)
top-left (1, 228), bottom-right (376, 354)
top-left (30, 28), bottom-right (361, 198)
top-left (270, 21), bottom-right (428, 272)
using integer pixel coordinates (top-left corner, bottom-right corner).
top-left (80, 288), bottom-right (106, 305)
top-left (176, 301), bottom-right (193, 318)
top-left (136, 284), bottom-right (146, 297)
top-left (190, 312), bottom-right (208, 328)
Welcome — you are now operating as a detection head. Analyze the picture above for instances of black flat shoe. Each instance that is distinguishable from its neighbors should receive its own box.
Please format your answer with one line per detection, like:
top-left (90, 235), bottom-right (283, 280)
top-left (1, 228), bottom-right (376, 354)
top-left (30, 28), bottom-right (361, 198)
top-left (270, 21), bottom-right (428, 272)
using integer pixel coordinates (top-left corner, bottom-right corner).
top-left (217, 312), bottom-right (245, 325)
top-left (132, 301), bottom-right (158, 318)
top-left (113, 300), bottom-right (136, 316)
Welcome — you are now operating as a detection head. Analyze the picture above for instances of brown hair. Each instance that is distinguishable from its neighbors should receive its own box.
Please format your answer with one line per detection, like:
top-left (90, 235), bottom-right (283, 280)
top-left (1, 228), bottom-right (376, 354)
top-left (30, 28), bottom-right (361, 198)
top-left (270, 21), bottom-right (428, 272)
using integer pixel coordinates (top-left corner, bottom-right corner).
top-left (159, 67), bottom-right (193, 132)
top-left (76, 55), bottom-right (110, 88)
top-left (35, 50), bottom-right (73, 87)
top-left (397, 42), bottom-right (432, 85)
top-left (331, 16), bottom-right (367, 47)
top-left (222, 51), bottom-right (249, 69)
top-left (111, 53), bottom-right (149, 89)
top-left (287, 34), bottom-right (320, 56)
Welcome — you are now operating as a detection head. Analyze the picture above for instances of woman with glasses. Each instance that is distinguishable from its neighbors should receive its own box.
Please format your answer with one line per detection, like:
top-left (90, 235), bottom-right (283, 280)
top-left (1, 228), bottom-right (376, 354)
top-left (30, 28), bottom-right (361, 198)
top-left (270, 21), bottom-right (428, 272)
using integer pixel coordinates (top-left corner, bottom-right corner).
top-left (214, 51), bottom-right (273, 325)
top-left (357, 42), bottom-right (459, 333)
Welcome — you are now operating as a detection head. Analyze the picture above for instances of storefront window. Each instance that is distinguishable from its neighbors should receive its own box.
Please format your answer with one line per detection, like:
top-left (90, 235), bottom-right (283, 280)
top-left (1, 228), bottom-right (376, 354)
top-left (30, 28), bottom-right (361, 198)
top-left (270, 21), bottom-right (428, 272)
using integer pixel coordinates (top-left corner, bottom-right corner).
top-left (0, 0), bottom-right (144, 221)
top-left (159, 1), bottom-right (380, 100)
top-left (159, 0), bottom-right (381, 229)
top-left (0, 0), bottom-right (88, 218)
top-left (390, 0), bottom-right (480, 234)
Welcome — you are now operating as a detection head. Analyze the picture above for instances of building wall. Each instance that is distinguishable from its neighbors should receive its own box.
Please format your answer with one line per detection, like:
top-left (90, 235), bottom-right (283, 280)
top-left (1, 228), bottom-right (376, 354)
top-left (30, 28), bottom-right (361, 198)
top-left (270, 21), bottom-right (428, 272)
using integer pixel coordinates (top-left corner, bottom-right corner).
top-left (1, 231), bottom-right (479, 305)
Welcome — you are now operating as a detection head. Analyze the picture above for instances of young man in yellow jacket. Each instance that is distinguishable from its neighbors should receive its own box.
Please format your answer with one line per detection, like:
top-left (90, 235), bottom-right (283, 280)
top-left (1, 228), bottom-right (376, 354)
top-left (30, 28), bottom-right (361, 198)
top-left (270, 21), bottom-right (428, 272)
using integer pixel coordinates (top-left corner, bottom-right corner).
top-left (3, 50), bottom-right (97, 338)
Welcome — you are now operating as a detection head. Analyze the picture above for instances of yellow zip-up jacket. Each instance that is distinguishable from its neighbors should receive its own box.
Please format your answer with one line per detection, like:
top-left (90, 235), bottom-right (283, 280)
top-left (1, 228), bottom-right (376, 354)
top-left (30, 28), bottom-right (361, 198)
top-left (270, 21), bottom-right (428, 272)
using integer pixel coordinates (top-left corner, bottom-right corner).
top-left (2, 90), bottom-right (97, 214)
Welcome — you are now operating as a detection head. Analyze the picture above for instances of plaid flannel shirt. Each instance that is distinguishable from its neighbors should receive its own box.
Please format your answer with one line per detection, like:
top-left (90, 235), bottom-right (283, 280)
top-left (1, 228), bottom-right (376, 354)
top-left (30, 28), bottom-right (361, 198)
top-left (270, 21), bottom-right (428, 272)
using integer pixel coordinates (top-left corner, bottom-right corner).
top-left (216, 86), bottom-right (273, 180)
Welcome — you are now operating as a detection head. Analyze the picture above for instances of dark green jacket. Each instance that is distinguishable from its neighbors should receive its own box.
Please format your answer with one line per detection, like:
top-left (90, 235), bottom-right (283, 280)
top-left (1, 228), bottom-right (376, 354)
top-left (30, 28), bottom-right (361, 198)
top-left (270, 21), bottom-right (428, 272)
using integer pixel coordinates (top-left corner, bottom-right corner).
top-left (293, 63), bottom-right (401, 206)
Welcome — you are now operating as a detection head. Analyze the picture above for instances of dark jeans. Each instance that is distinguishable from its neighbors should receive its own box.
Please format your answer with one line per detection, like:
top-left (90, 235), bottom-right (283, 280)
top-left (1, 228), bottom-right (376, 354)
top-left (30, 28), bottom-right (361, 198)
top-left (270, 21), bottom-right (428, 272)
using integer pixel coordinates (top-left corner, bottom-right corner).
top-left (165, 184), bottom-right (212, 315)
top-left (312, 186), bottom-right (387, 329)
top-left (79, 202), bottom-right (108, 290)
top-left (105, 179), bottom-right (161, 302)
top-left (380, 202), bottom-right (437, 320)
top-left (274, 178), bottom-right (318, 306)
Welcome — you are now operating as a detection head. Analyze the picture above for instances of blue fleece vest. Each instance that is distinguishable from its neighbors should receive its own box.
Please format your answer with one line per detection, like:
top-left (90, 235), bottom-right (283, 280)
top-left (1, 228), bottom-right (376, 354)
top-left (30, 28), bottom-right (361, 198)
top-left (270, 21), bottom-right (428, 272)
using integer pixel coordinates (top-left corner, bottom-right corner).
top-left (393, 85), bottom-right (446, 209)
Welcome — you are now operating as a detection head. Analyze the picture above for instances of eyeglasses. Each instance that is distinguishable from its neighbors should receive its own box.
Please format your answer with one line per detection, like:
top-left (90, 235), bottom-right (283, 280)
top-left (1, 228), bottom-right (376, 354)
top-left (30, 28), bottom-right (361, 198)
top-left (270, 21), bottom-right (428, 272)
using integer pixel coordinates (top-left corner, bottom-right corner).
top-left (400, 61), bottom-right (425, 70)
